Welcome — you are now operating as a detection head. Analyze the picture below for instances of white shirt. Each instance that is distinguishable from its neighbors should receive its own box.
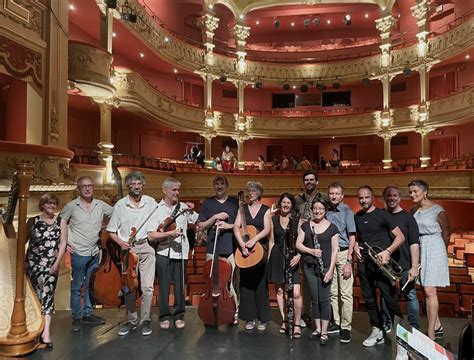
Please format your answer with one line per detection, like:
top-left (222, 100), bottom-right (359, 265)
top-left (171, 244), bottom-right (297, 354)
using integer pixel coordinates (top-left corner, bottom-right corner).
top-left (148, 200), bottom-right (199, 259)
top-left (107, 194), bottom-right (157, 243)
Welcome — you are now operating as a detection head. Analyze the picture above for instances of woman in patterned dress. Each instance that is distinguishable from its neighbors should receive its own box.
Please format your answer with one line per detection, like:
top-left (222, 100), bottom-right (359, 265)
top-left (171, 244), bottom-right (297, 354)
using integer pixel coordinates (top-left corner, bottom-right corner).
top-left (409, 180), bottom-right (451, 340)
top-left (26, 193), bottom-right (67, 347)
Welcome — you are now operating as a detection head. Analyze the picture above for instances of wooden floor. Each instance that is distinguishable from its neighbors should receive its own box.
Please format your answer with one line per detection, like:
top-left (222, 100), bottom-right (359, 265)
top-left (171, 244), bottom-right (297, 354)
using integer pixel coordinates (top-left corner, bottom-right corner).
top-left (26, 308), bottom-right (469, 360)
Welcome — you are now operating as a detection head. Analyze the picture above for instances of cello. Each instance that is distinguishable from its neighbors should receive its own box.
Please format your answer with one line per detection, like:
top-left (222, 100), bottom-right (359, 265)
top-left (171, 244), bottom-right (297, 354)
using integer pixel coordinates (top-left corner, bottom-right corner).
top-left (198, 223), bottom-right (236, 326)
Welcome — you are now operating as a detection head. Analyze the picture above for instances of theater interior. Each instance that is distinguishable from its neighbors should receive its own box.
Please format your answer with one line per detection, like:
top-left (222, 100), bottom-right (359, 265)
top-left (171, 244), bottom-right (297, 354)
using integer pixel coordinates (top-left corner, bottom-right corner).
top-left (0, 0), bottom-right (473, 358)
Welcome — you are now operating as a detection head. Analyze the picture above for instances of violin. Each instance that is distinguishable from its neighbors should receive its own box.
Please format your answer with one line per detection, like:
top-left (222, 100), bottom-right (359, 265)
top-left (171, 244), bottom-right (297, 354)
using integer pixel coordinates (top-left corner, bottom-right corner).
top-left (148, 207), bottom-right (191, 250)
top-left (120, 227), bottom-right (139, 296)
top-left (198, 224), bottom-right (236, 326)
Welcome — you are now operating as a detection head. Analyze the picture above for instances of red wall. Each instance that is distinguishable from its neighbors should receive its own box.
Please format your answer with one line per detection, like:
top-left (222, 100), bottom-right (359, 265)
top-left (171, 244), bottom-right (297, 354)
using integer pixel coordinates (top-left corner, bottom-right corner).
top-left (1, 77), bottom-right (27, 142)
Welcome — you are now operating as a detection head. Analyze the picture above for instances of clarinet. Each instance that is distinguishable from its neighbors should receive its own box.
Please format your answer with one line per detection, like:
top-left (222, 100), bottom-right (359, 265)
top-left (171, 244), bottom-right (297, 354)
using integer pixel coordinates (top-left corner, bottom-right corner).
top-left (311, 226), bottom-right (326, 278)
top-left (285, 215), bottom-right (295, 338)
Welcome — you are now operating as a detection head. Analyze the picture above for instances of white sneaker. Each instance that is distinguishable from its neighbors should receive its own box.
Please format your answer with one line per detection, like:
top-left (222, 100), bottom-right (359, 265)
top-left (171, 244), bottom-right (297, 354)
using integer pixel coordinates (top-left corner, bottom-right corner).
top-left (362, 326), bottom-right (384, 347)
top-left (395, 344), bottom-right (408, 360)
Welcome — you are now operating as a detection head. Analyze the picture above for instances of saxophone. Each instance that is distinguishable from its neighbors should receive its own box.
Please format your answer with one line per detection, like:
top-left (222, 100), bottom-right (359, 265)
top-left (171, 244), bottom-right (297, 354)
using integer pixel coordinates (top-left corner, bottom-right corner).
top-left (285, 214), bottom-right (295, 338)
top-left (311, 226), bottom-right (326, 278)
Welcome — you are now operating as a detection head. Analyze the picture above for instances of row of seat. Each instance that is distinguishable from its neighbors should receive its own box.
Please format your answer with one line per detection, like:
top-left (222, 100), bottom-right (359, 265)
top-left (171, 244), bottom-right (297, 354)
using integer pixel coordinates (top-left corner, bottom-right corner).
top-left (449, 232), bottom-right (474, 267)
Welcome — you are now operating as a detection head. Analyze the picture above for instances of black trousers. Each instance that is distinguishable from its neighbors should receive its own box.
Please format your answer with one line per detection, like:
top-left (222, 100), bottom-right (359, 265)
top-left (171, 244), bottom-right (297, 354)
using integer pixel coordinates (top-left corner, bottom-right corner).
top-left (238, 263), bottom-right (271, 322)
top-left (358, 258), bottom-right (402, 329)
top-left (303, 263), bottom-right (331, 321)
top-left (155, 254), bottom-right (187, 321)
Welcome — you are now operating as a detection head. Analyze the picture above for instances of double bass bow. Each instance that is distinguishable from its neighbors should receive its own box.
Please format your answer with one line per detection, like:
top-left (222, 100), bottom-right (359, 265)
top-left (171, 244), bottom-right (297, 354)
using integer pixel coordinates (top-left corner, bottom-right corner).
top-left (198, 223), bottom-right (236, 326)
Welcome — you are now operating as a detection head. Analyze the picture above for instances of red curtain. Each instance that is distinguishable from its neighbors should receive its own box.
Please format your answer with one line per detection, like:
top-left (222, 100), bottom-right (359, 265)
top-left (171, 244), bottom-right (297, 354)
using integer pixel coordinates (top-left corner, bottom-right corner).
top-left (430, 135), bottom-right (458, 164)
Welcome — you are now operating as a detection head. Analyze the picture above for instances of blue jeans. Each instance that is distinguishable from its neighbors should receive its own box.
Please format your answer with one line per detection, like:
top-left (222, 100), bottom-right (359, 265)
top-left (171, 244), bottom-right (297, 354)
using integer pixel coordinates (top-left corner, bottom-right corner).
top-left (381, 269), bottom-right (420, 329)
top-left (70, 253), bottom-right (99, 319)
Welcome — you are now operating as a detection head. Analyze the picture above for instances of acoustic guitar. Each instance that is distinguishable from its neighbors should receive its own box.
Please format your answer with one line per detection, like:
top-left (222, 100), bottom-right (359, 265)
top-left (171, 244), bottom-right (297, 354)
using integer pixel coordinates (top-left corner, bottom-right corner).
top-left (235, 191), bottom-right (264, 268)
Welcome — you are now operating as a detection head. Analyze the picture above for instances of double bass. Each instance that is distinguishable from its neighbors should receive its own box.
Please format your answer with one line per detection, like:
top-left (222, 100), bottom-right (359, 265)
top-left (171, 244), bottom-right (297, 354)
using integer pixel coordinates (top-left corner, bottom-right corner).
top-left (198, 224), bottom-right (236, 326)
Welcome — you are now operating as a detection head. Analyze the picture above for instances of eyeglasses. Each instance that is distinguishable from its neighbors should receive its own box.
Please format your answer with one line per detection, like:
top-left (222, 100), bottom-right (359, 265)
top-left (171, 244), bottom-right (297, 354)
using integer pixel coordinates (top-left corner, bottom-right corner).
top-left (79, 184), bottom-right (94, 189)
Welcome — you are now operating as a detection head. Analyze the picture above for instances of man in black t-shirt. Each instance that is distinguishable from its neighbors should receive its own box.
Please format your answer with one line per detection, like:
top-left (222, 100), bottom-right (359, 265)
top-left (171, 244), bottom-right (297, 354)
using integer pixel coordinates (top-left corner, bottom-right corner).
top-left (197, 175), bottom-right (239, 323)
top-left (354, 185), bottom-right (405, 348)
top-left (380, 186), bottom-right (420, 333)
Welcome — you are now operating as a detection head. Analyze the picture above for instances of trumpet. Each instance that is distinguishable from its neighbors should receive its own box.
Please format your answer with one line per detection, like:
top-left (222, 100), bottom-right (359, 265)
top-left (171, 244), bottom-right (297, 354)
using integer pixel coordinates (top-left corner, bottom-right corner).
top-left (364, 242), bottom-right (402, 286)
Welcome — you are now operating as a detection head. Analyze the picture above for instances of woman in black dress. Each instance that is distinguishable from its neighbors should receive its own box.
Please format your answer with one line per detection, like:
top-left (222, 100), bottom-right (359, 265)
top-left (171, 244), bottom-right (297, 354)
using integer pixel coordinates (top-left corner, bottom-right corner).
top-left (234, 181), bottom-right (271, 331)
top-left (26, 193), bottom-right (68, 348)
top-left (296, 198), bottom-right (338, 344)
top-left (268, 193), bottom-right (302, 338)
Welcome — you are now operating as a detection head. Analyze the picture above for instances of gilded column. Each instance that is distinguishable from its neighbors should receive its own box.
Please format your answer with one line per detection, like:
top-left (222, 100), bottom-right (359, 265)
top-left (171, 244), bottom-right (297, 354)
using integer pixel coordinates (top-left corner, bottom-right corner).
top-left (95, 99), bottom-right (119, 184)
top-left (232, 23), bottom-right (250, 74)
top-left (411, 0), bottom-right (431, 59)
top-left (100, 7), bottom-right (114, 53)
top-left (203, 110), bottom-right (221, 168)
top-left (44, 0), bottom-right (69, 148)
top-left (232, 115), bottom-right (253, 170)
top-left (197, 11), bottom-right (219, 66)
top-left (378, 130), bottom-right (397, 170)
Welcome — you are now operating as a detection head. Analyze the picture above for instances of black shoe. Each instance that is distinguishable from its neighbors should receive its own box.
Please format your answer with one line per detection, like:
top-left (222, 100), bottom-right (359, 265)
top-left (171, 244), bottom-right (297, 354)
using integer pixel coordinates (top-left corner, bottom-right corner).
top-left (327, 323), bottom-right (340, 334)
top-left (118, 321), bottom-right (137, 336)
top-left (82, 314), bottom-right (106, 324)
top-left (40, 337), bottom-right (53, 349)
top-left (320, 333), bottom-right (329, 345)
top-left (339, 329), bottom-right (352, 343)
top-left (383, 323), bottom-right (392, 334)
top-left (434, 326), bottom-right (444, 338)
top-left (72, 318), bottom-right (81, 332)
top-left (141, 321), bottom-right (152, 336)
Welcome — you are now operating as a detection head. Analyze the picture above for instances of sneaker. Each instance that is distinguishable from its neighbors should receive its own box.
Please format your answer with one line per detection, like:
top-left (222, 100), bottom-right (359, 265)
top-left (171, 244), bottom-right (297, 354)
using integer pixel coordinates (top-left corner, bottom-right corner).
top-left (245, 320), bottom-right (256, 330)
top-left (71, 318), bottom-right (81, 332)
top-left (339, 329), bottom-right (352, 343)
top-left (141, 321), bottom-right (152, 336)
top-left (327, 322), bottom-right (340, 334)
top-left (257, 322), bottom-right (267, 331)
top-left (434, 326), bottom-right (444, 338)
top-left (362, 327), bottom-right (384, 347)
top-left (383, 322), bottom-right (392, 334)
top-left (82, 314), bottom-right (106, 324)
top-left (118, 321), bottom-right (137, 336)
top-left (395, 344), bottom-right (409, 360)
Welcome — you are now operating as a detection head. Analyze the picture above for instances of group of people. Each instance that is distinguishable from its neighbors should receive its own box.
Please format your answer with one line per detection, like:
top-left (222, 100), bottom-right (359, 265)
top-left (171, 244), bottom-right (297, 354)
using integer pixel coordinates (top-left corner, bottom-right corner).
top-left (24, 169), bottom-right (451, 359)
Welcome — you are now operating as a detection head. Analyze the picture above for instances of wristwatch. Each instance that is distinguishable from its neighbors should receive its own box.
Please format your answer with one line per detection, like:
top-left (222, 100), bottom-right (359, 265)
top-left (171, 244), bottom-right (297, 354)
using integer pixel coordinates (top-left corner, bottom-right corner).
top-left (346, 258), bottom-right (353, 265)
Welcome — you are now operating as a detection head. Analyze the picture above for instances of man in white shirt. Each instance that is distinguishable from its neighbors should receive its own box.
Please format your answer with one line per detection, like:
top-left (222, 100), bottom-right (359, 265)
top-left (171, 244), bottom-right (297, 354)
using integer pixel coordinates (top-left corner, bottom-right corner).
top-left (148, 178), bottom-right (198, 330)
top-left (107, 171), bottom-right (158, 337)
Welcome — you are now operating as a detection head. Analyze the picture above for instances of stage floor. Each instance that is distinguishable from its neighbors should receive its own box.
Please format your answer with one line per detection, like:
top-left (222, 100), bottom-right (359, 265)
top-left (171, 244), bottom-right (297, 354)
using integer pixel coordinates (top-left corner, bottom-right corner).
top-left (28, 308), bottom-right (468, 360)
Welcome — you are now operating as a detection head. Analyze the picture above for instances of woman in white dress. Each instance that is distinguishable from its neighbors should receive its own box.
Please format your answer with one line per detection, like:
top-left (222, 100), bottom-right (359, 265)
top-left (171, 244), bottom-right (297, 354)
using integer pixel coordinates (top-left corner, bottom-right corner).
top-left (408, 180), bottom-right (451, 340)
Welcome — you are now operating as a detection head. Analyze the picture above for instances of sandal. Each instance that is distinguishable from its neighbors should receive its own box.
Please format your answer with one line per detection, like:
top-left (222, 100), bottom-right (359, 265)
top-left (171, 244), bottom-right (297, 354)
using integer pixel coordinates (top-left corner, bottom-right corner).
top-left (233, 308), bottom-right (239, 326)
top-left (434, 325), bottom-right (444, 338)
top-left (320, 333), bottom-right (329, 345)
top-left (293, 325), bottom-right (302, 339)
top-left (309, 329), bottom-right (320, 340)
top-left (279, 320), bottom-right (288, 334)
top-left (245, 320), bottom-right (256, 330)
top-left (174, 319), bottom-right (186, 329)
top-left (159, 320), bottom-right (171, 330)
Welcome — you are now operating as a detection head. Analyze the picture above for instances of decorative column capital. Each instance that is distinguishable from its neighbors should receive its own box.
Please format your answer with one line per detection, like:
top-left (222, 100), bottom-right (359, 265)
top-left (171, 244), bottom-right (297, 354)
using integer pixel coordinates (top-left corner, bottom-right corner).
top-left (375, 15), bottom-right (397, 39)
top-left (233, 113), bottom-right (252, 137)
top-left (414, 124), bottom-right (435, 136)
top-left (198, 12), bottom-right (220, 34)
top-left (93, 97), bottom-right (120, 112)
top-left (232, 23), bottom-right (251, 44)
top-left (377, 129), bottom-right (397, 141)
top-left (204, 108), bottom-right (221, 131)
top-left (411, 1), bottom-right (430, 21)
top-left (373, 109), bottom-right (394, 129)
top-left (409, 102), bottom-right (431, 124)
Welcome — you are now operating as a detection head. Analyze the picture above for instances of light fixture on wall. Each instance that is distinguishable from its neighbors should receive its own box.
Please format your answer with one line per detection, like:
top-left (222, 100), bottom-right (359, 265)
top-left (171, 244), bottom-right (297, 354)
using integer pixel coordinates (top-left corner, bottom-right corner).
top-left (316, 80), bottom-right (326, 90)
top-left (283, 82), bottom-right (290, 91)
top-left (255, 79), bottom-right (263, 89)
top-left (304, 19), bottom-right (310, 28)
top-left (344, 14), bottom-right (352, 25)
top-left (274, 19), bottom-right (280, 29)
top-left (313, 18), bottom-right (320, 26)
top-left (403, 63), bottom-right (412, 76)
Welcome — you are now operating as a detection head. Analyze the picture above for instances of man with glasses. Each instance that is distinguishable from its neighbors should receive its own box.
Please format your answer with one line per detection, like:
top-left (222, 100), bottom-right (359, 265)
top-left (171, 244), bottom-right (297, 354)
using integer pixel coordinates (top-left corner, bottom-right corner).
top-left (61, 176), bottom-right (113, 332)
top-left (107, 172), bottom-right (158, 336)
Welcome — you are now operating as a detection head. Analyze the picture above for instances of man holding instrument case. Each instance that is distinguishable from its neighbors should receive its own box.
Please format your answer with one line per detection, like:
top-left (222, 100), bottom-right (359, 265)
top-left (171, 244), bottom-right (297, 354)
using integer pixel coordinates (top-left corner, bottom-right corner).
top-left (147, 178), bottom-right (198, 330)
top-left (197, 176), bottom-right (239, 324)
top-left (107, 171), bottom-right (157, 337)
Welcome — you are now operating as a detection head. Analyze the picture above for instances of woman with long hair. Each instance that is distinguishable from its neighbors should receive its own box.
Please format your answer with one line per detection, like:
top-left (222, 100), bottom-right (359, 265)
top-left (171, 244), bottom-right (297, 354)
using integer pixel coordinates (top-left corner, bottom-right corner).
top-left (267, 193), bottom-right (302, 338)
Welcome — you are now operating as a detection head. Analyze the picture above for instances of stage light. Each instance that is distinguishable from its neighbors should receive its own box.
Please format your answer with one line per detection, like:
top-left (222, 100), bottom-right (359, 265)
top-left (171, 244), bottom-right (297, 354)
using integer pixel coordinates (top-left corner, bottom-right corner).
top-left (300, 84), bottom-right (308, 93)
top-left (106, 0), bottom-right (117, 9)
top-left (333, 80), bottom-right (340, 89)
top-left (69, 4), bottom-right (75, 11)
top-left (304, 19), bottom-right (310, 28)
top-left (283, 82), bottom-right (290, 91)
top-left (317, 81), bottom-right (326, 90)
top-left (291, 22), bottom-right (295, 27)
top-left (344, 14), bottom-right (351, 25)
top-left (274, 19), bottom-right (280, 29)
top-left (327, 19), bottom-right (331, 24)
top-left (313, 18), bottom-right (320, 26)
top-left (364, 13), bottom-right (369, 19)
top-left (255, 80), bottom-right (263, 89)
top-left (403, 66), bottom-right (412, 77)
top-left (362, 77), bottom-right (370, 85)
top-left (219, 74), bottom-right (227, 83)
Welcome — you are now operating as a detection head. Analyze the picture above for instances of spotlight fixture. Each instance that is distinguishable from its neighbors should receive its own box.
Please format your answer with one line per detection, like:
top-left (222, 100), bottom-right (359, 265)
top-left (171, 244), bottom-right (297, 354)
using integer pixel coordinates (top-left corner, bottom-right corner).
top-left (106, 0), bottom-right (117, 9)
top-left (362, 77), bottom-right (370, 85)
top-left (344, 14), bottom-right (352, 25)
top-left (300, 83), bottom-right (308, 93)
top-left (219, 74), bottom-right (227, 83)
top-left (403, 65), bottom-right (412, 77)
top-left (255, 80), bottom-right (263, 89)
top-left (316, 80), bottom-right (326, 90)
top-left (121, 0), bottom-right (137, 23)
top-left (304, 19), bottom-right (310, 28)
top-left (313, 18), bottom-right (320, 26)
top-left (283, 82), bottom-right (290, 91)
top-left (332, 79), bottom-right (340, 89)
top-left (274, 19), bottom-right (280, 29)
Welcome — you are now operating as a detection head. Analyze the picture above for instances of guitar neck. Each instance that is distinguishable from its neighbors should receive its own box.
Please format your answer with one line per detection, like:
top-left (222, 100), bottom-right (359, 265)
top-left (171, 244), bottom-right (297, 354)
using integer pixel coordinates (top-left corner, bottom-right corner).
top-left (239, 203), bottom-right (249, 241)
